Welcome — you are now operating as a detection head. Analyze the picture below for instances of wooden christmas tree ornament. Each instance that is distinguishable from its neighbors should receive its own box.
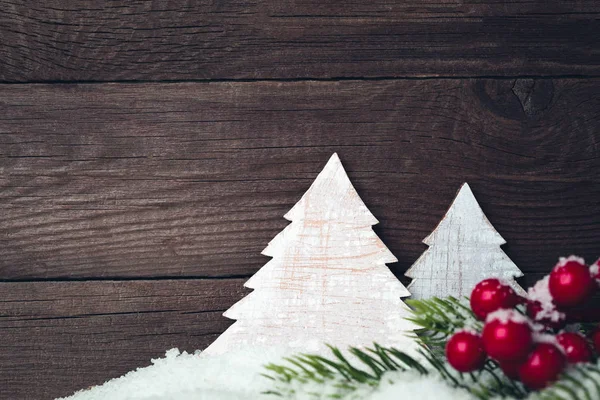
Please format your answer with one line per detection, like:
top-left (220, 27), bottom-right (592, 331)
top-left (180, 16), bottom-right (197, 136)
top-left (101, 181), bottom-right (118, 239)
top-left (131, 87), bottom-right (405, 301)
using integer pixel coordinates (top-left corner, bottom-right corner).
top-left (204, 153), bottom-right (419, 356)
top-left (405, 183), bottom-right (525, 299)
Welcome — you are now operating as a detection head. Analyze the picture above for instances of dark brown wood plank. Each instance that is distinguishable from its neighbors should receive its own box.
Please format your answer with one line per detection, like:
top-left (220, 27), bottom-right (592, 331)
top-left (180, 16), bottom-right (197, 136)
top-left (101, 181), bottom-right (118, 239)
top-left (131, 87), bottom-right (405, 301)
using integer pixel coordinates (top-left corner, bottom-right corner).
top-left (0, 79), bottom-right (599, 286)
top-left (0, 1), bottom-right (599, 81)
top-left (0, 279), bottom-right (246, 400)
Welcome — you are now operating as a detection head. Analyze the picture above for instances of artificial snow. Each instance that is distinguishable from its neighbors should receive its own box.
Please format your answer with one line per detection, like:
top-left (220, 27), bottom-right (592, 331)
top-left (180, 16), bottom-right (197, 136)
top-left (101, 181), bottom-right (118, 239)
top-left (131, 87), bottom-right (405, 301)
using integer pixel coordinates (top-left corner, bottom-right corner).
top-left (455, 327), bottom-right (480, 336)
top-left (58, 347), bottom-right (284, 400)
top-left (56, 344), bottom-right (600, 400)
top-left (591, 262), bottom-right (599, 281)
top-left (526, 276), bottom-right (565, 323)
top-left (532, 332), bottom-right (562, 352)
top-left (555, 255), bottom-right (586, 268)
top-left (58, 347), bottom-right (480, 400)
top-left (364, 371), bottom-right (477, 400)
top-left (485, 308), bottom-right (529, 325)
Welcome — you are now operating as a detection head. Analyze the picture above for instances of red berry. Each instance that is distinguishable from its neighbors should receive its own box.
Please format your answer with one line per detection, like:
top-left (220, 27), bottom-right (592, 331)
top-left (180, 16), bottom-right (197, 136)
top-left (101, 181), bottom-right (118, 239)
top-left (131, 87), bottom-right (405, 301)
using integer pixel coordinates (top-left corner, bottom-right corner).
top-left (556, 332), bottom-right (592, 363)
top-left (498, 360), bottom-right (521, 380)
top-left (526, 300), bottom-right (566, 330)
top-left (549, 257), bottom-right (594, 308)
top-left (446, 331), bottom-right (487, 372)
top-left (482, 310), bottom-right (533, 362)
top-left (592, 326), bottom-right (600, 353)
top-left (470, 279), bottom-right (521, 320)
top-left (518, 343), bottom-right (566, 389)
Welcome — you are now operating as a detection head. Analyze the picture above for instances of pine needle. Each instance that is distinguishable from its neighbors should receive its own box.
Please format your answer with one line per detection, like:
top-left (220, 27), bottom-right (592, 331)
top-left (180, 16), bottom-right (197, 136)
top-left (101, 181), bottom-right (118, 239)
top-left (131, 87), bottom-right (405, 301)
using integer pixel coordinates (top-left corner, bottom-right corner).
top-left (264, 296), bottom-right (600, 399)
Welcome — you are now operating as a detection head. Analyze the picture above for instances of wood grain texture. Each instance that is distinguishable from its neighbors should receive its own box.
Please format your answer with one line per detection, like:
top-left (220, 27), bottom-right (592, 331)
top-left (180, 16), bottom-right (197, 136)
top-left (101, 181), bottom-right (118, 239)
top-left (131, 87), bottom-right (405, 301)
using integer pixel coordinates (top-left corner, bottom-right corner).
top-left (0, 279), bottom-right (247, 400)
top-left (406, 183), bottom-right (525, 299)
top-left (1, 79), bottom-right (600, 289)
top-left (205, 154), bottom-right (418, 356)
top-left (1, 3), bottom-right (598, 398)
top-left (1, 0), bottom-right (599, 82)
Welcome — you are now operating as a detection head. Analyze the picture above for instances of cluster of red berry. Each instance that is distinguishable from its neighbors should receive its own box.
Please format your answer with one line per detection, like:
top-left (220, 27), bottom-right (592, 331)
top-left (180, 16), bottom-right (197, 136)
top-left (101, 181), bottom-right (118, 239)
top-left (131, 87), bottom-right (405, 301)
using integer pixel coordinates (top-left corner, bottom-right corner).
top-left (445, 256), bottom-right (600, 390)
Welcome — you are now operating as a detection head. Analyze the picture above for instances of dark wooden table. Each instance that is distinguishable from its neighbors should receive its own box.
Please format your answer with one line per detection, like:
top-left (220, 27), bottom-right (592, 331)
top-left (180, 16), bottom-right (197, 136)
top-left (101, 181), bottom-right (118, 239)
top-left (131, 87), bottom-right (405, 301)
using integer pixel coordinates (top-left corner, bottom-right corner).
top-left (1, 1), bottom-right (599, 398)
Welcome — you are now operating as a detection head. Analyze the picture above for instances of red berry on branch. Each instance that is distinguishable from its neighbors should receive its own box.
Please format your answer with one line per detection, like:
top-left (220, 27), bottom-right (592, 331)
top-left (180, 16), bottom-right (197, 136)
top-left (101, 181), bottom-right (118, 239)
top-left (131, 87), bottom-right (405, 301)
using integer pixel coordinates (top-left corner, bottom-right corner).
top-left (498, 360), bottom-right (521, 380)
top-left (556, 332), bottom-right (592, 363)
top-left (446, 331), bottom-right (487, 372)
top-left (592, 326), bottom-right (600, 353)
top-left (482, 310), bottom-right (532, 362)
top-left (518, 343), bottom-right (566, 390)
top-left (470, 279), bottom-right (521, 321)
top-left (549, 256), bottom-right (593, 308)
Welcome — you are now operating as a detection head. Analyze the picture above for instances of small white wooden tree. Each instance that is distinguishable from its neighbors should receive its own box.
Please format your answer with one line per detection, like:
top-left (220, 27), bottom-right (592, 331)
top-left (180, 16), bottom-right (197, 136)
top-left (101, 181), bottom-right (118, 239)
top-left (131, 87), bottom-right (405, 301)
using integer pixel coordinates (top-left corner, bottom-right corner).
top-left (405, 183), bottom-right (525, 299)
top-left (204, 153), bottom-right (419, 356)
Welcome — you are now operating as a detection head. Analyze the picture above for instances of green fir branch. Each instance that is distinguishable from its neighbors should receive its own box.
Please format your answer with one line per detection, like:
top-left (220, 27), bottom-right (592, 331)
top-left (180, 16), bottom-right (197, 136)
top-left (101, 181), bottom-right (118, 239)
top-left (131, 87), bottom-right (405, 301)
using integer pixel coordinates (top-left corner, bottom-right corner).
top-left (264, 296), bottom-right (600, 399)
top-left (405, 296), bottom-right (481, 352)
top-left (263, 344), bottom-right (431, 398)
top-left (537, 364), bottom-right (600, 400)
top-left (264, 342), bottom-right (529, 399)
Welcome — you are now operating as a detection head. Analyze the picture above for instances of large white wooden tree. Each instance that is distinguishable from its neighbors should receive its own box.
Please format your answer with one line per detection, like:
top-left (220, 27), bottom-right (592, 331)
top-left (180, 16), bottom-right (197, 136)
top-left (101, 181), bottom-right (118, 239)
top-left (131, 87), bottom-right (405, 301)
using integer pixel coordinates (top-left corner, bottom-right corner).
top-left (405, 183), bottom-right (525, 299)
top-left (204, 153), bottom-right (419, 356)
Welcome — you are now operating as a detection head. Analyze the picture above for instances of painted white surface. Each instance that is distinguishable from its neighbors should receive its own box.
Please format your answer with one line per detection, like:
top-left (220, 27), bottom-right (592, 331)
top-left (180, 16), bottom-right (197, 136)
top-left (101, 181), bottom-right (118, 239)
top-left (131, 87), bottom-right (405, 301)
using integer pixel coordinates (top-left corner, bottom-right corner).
top-left (405, 183), bottom-right (525, 299)
top-left (204, 153), bottom-right (418, 356)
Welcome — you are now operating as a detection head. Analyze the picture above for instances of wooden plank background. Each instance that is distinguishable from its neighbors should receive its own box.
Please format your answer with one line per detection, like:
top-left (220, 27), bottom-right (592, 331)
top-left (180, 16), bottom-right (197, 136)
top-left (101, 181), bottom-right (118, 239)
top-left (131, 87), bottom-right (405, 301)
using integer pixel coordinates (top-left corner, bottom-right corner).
top-left (1, 0), bottom-right (599, 81)
top-left (0, 280), bottom-right (246, 399)
top-left (0, 1), bottom-right (599, 399)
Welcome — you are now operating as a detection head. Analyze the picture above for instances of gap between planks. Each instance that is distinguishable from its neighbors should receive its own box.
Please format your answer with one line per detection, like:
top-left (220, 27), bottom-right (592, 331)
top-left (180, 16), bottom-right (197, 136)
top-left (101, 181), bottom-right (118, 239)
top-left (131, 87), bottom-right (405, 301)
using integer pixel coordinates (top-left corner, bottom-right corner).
top-left (0, 275), bottom-right (254, 283)
top-left (1, 75), bottom-right (600, 86)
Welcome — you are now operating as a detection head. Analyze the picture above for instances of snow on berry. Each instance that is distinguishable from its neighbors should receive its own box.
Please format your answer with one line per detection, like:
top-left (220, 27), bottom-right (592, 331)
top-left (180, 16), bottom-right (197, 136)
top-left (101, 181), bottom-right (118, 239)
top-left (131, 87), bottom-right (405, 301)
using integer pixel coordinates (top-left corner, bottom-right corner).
top-left (527, 276), bottom-right (553, 306)
top-left (549, 256), bottom-right (594, 307)
top-left (454, 326), bottom-right (480, 336)
top-left (555, 255), bottom-right (586, 268)
top-left (591, 260), bottom-right (600, 283)
top-left (485, 308), bottom-right (530, 325)
top-left (470, 278), bottom-right (520, 321)
top-left (527, 276), bottom-right (566, 324)
top-left (532, 332), bottom-right (562, 350)
top-left (483, 309), bottom-right (533, 362)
